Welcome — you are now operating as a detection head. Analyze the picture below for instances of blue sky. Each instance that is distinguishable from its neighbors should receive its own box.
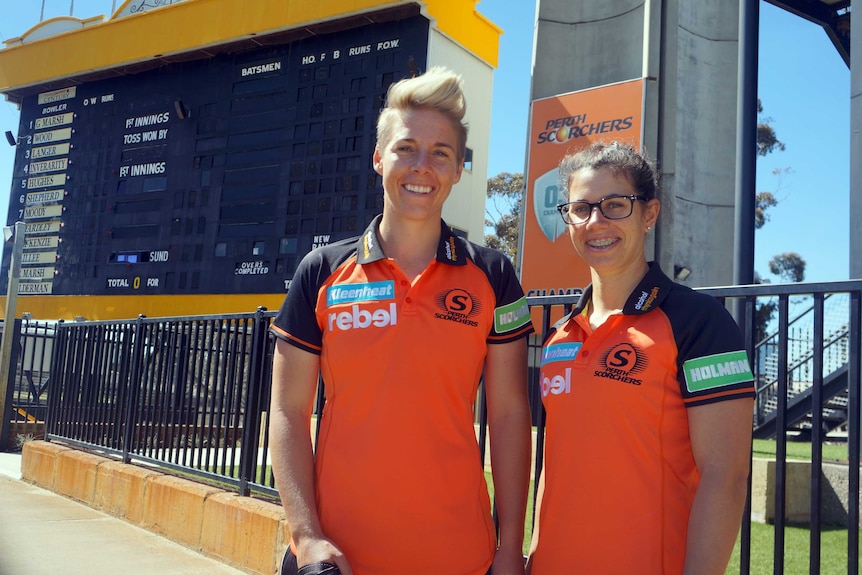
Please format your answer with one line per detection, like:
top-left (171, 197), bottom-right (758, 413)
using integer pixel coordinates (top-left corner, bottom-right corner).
top-left (0, 0), bottom-right (851, 283)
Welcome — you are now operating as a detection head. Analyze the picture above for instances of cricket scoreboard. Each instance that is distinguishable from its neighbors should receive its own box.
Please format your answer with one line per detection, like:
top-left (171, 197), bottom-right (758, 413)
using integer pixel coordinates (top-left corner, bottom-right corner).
top-left (0, 1), bottom-right (499, 319)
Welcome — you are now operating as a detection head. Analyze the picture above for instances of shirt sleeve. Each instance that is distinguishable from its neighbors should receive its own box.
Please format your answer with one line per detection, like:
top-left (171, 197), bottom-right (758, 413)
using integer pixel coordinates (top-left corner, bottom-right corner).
top-left (269, 252), bottom-right (326, 354)
top-left (484, 249), bottom-right (535, 344)
top-left (666, 290), bottom-right (756, 407)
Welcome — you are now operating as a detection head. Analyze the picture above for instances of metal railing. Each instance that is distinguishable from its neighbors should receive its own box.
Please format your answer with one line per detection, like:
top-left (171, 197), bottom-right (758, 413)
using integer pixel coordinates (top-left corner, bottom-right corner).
top-left (43, 309), bottom-right (279, 497)
top-left (753, 292), bottom-right (852, 438)
top-left (2, 278), bottom-right (861, 574)
top-left (697, 280), bottom-right (861, 575)
top-left (1, 317), bottom-right (55, 445)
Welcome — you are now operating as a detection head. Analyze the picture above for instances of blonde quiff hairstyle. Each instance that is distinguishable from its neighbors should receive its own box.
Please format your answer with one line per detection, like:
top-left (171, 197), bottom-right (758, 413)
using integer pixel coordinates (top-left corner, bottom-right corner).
top-left (375, 66), bottom-right (469, 161)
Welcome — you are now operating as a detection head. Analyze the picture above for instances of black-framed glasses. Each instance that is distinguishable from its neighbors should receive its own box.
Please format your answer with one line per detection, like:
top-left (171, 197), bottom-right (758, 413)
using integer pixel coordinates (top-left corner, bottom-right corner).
top-left (556, 194), bottom-right (648, 225)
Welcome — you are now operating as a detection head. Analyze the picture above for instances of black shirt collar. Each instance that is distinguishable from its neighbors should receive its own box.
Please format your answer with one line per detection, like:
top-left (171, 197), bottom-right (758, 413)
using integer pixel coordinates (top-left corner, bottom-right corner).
top-left (565, 261), bottom-right (674, 321)
top-left (355, 215), bottom-right (466, 266)
top-left (621, 261), bottom-right (675, 314)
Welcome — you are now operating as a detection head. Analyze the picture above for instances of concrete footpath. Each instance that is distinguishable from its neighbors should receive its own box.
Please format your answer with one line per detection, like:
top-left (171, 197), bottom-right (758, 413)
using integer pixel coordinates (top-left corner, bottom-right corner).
top-left (0, 451), bottom-right (248, 575)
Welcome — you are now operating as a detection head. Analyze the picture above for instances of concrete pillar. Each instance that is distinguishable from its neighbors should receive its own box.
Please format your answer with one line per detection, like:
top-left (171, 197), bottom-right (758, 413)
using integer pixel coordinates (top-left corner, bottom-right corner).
top-left (532, 0), bottom-right (741, 287)
top-left (851, 0), bottom-right (861, 280)
top-left (664, 2), bottom-right (739, 287)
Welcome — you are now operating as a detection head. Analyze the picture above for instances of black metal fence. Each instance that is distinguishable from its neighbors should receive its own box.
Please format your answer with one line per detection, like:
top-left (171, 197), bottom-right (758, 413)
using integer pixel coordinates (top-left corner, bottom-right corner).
top-left (2, 279), bottom-right (861, 574)
top-left (43, 309), bottom-right (279, 497)
top-left (1, 317), bottom-right (55, 447)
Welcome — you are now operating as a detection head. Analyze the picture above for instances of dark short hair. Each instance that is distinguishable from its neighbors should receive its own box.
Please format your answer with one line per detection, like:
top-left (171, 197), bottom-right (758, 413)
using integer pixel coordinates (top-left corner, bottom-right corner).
top-left (558, 141), bottom-right (659, 202)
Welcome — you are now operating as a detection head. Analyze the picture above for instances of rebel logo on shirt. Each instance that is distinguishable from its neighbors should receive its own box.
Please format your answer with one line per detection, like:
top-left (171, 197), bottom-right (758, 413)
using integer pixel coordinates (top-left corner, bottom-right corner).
top-left (434, 288), bottom-right (481, 327)
top-left (542, 367), bottom-right (571, 397)
top-left (327, 303), bottom-right (397, 331)
top-left (595, 342), bottom-right (648, 385)
top-left (326, 282), bottom-right (398, 331)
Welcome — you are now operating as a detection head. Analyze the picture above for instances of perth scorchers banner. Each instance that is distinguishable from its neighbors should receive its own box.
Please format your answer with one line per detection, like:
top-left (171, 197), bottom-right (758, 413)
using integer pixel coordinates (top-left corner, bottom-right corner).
top-left (519, 78), bottom-right (645, 298)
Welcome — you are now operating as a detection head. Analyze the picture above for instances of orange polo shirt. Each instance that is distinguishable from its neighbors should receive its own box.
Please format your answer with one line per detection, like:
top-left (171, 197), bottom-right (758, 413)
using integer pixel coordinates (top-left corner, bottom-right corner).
top-left (530, 263), bottom-right (754, 575)
top-left (271, 216), bottom-right (533, 575)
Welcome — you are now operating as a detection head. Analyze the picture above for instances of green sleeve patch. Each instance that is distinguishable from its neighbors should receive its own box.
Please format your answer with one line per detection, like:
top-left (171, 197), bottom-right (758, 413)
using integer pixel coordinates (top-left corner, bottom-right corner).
top-left (494, 297), bottom-right (531, 333)
top-left (684, 350), bottom-right (753, 393)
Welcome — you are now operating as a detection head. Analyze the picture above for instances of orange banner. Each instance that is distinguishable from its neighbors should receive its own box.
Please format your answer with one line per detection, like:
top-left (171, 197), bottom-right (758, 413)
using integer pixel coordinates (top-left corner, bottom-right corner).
top-left (519, 78), bottom-right (645, 298)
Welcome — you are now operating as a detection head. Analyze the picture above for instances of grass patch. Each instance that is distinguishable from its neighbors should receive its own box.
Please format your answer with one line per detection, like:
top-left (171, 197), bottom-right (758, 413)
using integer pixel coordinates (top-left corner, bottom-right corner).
top-left (482, 441), bottom-right (855, 567)
top-left (752, 438), bottom-right (848, 462)
top-left (226, 437), bottom-right (856, 568)
top-left (725, 522), bottom-right (859, 574)
top-left (484, 469), bottom-right (859, 570)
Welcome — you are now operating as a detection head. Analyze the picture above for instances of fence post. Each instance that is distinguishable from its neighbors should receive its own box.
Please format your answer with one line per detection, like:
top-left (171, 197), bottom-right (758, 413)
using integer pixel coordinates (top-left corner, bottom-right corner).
top-left (0, 318), bottom-right (22, 450)
top-left (739, 297), bottom-right (755, 575)
top-left (45, 319), bottom-right (65, 440)
top-left (0, 221), bottom-right (26, 450)
top-left (122, 315), bottom-right (147, 464)
top-left (239, 307), bottom-right (269, 496)
top-left (847, 291), bottom-right (861, 575)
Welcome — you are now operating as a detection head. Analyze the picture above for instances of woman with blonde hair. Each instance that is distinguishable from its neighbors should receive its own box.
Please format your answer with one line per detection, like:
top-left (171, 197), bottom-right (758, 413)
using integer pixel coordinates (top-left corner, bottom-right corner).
top-left (270, 67), bottom-right (533, 575)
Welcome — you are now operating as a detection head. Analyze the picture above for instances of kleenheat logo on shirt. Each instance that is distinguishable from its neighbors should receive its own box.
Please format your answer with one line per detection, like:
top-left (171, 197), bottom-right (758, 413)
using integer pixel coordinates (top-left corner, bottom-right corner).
top-left (434, 288), bottom-right (481, 327)
top-left (541, 343), bottom-right (582, 366)
top-left (596, 342), bottom-right (648, 385)
top-left (540, 343), bottom-right (582, 397)
top-left (326, 281), bottom-right (397, 331)
top-left (327, 281), bottom-right (395, 305)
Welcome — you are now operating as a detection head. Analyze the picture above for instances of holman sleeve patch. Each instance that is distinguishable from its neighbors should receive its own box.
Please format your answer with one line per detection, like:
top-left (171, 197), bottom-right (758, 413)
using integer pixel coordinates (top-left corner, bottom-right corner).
top-left (684, 350), bottom-right (754, 393)
top-left (494, 296), bottom-right (531, 333)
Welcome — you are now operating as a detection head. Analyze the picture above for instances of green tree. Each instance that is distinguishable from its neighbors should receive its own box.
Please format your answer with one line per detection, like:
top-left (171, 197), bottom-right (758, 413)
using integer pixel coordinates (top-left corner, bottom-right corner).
top-left (754, 99), bottom-right (786, 229)
top-left (755, 191), bottom-right (777, 229)
top-left (754, 254), bottom-right (807, 342)
top-left (754, 101), bottom-right (806, 341)
top-left (757, 99), bottom-right (786, 157)
top-left (753, 271), bottom-right (777, 344)
top-left (768, 252), bottom-right (806, 283)
top-left (484, 172), bottom-right (524, 263)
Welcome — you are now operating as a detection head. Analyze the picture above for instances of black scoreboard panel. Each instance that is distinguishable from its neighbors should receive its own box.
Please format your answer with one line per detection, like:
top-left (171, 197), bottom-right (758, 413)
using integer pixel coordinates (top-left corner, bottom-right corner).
top-left (4, 15), bottom-right (430, 296)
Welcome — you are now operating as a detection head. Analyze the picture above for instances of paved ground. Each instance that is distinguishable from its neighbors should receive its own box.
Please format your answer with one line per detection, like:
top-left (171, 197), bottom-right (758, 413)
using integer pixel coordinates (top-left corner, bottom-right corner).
top-left (0, 451), bottom-right (248, 575)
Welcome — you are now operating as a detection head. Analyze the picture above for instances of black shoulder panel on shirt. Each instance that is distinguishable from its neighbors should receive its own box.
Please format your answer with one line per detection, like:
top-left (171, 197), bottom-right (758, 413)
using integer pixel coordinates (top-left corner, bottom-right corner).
top-left (460, 239), bottom-right (515, 284)
top-left (270, 237), bottom-right (361, 353)
top-left (460, 240), bottom-right (524, 307)
top-left (296, 236), bottom-right (361, 281)
top-left (660, 283), bottom-right (754, 402)
top-left (660, 283), bottom-right (745, 359)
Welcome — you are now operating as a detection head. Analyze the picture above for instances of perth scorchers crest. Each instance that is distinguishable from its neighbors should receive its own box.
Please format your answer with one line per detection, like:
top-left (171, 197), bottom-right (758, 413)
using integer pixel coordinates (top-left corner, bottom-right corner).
top-left (595, 342), bottom-right (648, 385)
top-left (434, 288), bottom-right (481, 327)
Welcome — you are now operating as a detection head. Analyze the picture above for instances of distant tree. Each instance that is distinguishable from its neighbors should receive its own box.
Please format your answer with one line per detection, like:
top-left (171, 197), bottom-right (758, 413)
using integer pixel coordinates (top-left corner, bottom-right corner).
top-left (754, 191), bottom-right (777, 230)
top-left (754, 100), bottom-right (787, 229)
top-left (757, 98), bottom-right (786, 157)
top-left (754, 301), bottom-right (777, 344)
top-left (754, 101), bottom-right (802, 341)
top-left (753, 254), bottom-right (806, 342)
top-left (484, 172), bottom-right (524, 263)
top-left (768, 252), bottom-right (806, 283)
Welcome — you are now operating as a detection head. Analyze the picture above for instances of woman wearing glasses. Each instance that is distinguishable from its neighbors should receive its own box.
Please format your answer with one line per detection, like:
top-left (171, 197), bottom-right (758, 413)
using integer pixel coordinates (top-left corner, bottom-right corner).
top-left (526, 141), bottom-right (755, 575)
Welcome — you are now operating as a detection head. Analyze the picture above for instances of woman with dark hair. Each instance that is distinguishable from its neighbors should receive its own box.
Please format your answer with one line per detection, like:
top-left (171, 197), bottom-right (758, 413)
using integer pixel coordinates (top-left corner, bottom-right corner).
top-left (527, 141), bottom-right (755, 575)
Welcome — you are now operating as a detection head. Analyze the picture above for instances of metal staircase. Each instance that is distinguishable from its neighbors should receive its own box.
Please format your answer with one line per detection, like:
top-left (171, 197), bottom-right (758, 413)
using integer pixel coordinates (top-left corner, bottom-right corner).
top-left (752, 293), bottom-right (852, 440)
